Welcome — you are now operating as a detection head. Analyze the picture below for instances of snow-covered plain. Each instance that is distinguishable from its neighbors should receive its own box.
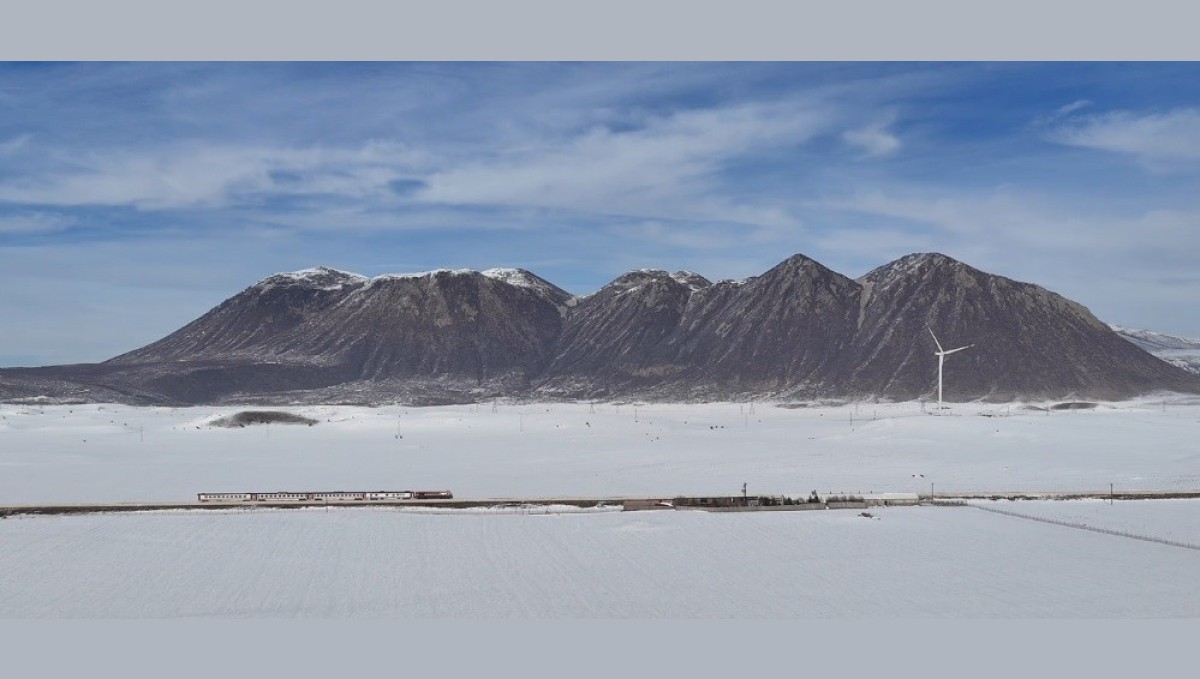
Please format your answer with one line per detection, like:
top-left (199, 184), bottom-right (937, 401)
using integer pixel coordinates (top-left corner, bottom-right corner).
top-left (2, 503), bottom-right (1198, 617)
top-left (3, 398), bottom-right (1198, 618)
top-left (1, 397), bottom-right (1198, 504)
top-left (972, 497), bottom-right (1200, 545)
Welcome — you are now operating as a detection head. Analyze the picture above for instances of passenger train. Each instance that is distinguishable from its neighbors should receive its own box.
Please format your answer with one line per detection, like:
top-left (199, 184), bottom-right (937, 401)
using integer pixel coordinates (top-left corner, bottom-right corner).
top-left (196, 490), bottom-right (454, 502)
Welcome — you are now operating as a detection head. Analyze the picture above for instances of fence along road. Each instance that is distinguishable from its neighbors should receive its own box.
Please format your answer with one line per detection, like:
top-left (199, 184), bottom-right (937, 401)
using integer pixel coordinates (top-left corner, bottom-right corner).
top-left (969, 503), bottom-right (1200, 552)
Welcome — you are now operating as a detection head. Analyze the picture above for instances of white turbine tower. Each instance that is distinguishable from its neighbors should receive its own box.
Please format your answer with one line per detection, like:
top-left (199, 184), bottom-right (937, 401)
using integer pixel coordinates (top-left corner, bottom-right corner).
top-left (928, 327), bottom-right (973, 415)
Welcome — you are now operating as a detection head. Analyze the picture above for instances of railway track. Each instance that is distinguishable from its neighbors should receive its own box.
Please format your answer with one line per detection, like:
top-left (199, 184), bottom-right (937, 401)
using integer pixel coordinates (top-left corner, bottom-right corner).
top-left (3, 489), bottom-right (1199, 518)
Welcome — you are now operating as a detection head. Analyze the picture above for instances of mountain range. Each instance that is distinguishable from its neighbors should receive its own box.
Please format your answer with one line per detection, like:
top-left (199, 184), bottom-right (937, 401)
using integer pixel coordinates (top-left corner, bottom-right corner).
top-left (3, 253), bottom-right (1198, 405)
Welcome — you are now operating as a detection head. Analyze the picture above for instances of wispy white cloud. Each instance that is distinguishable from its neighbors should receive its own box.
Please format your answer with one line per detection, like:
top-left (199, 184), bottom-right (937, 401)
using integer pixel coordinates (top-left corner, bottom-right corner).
top-left (1047, 107), bottom-right (1200, 167)
top-left (817, 185), bottom-right (1200, 331)
top-left (6, 63), bottom-right (1200, 360)
top-left (812, 225), bottom-right (936, 264)
top-left (416, 100), bottom-right (829, 227)
top-left (607, 219), bottom-right (787, 251)
top-left (0, 98), bottom-right (824, 232)
top-left (1054, 99), bottom-right (1092, 117)
top-left (824, 187), bottom-right (1200, 256)
top-left (0, 211), bottom-right (75, 234)
top-left (842, 118), bottom-right (901, 157)
top-left (0, 133), bottom-right (31, 156)
top-left (0, 141), bottom-right (429, 210)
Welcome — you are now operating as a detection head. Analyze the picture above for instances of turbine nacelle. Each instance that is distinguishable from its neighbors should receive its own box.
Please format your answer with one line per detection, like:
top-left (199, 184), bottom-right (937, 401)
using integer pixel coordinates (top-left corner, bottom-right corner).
top-left (935, 344), bottom-right (973, 357)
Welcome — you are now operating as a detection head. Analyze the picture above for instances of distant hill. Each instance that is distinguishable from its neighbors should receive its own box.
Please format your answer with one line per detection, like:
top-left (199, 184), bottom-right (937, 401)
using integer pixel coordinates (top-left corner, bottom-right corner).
top-left (3, 254), bottom-right (1198, 405)
top-left (1111, 325), bottom-right (1200, 375)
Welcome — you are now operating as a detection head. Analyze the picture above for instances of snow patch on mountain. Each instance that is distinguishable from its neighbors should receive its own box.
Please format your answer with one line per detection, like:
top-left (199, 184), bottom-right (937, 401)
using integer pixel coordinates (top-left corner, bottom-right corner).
top-left (368, 268), bottom-right (476, 284)
top-left (480, 268), bottom-right (567, 302)
top-left (261, 267), bottom-right (368, 291)
top-left (670, 270), bottom-right (711, 291)
top-left (262, 266), bottom-right (570, 303)
top-left (1111, 325), bottom-right (1200, 374)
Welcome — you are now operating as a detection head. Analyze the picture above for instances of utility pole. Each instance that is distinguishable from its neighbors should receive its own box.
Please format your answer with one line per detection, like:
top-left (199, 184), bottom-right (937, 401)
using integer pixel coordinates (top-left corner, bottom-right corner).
top-left (742, 482), bottom-right (747, 504)
top-left (1110, 483), bottom-right (1114, 505)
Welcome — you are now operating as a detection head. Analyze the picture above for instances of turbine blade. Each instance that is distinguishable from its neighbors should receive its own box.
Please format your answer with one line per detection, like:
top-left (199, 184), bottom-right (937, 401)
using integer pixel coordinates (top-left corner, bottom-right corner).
top-left (927, 326), bottom-right (944, 352)
top-left (943, 345), bottom-right (971, 355)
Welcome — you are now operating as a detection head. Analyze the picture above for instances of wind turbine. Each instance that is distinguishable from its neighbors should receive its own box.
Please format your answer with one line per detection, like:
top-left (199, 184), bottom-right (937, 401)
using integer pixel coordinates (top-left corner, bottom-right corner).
top-left (928, 327), bottom-right (973, 414)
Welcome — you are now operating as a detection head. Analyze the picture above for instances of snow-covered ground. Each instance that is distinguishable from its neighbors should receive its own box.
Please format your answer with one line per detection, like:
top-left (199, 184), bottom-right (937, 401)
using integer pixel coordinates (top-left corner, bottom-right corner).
top-left (4, 398), bottom-right (1197, 618)
top-left (970, 497), bottom-right (1200, 545)
top-left (2, 502), bottom-right (1198, 617)
top-left (1, 397), bottom-right (1197, 504)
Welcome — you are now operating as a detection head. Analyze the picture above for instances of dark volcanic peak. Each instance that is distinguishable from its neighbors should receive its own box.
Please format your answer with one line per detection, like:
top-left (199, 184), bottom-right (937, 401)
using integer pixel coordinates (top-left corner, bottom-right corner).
top-left (7, 252), bottom-right (1200, 405)
top-left (749, 252), bottom-right (855, 291)
top-left (96, 263), bottom-right (573, 402)
top-left (847, 252), bottom-right (1192, 400)
top-left (541, 253), bottom-right (867, 399)
top-left (670, 271), bottom-right (712, 291)
top-left (543, 267), bottom-right (710, 391)
top-left (603, 268), bottom-right (712, 291)
top-left (107, 267), bottom-right (371, 366)
top-left (577, 269), bottom-right (710, 303)
top-left (605, 269), bottom-right (679, 288)
top-left (768, 251), bottom-right (825, 271)
top-left (480, 268), bottom-right (573, 305)
top-left (254, 263), bottom-right (567, 297)
top-left (237, 266), bottom-right (569, 383)
top-left (859, 252), bottom-right (981, 286)
top-left (256, 266), bottom-right (369, 291)
top-left (656, 252), bottom-right (863, 396)
top-left (260, 266), bottom-right (573, 306)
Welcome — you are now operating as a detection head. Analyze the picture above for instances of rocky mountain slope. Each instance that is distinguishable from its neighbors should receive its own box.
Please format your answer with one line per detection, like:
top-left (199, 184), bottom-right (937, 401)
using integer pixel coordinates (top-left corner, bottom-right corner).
top-left (3, 254), bottom-right (1197, 405)
top-left (541, 255), bottom-right (864, 399)
top-left (843, 254), bottom-right (1194, 400)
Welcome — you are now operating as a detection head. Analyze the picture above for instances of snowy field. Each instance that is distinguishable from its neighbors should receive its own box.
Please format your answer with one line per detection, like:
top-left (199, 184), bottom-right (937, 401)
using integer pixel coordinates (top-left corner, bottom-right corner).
top-left (971, 497), bottom-right (1200, 545)
top-left (1, 397), bottom-right (1198, 504)
top-left (3, 399), bottom-right (1198, 618)
top-left (1, 502), bottom-right (1198, 617)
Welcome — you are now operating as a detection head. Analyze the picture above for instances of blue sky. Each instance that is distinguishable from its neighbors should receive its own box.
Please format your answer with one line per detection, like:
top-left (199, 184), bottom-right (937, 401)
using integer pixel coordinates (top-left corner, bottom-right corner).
top-left (2, 62), bottom-right (1200, 365)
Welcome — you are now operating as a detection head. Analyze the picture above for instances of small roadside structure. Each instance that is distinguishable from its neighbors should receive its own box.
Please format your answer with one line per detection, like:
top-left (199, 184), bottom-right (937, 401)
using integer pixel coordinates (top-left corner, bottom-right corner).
top-left (672, 496), bottom-right (747, 508)
top-left (622, 498), bottom-right (675, 511)
top-left (862, 493), bottom-right (920, 507)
